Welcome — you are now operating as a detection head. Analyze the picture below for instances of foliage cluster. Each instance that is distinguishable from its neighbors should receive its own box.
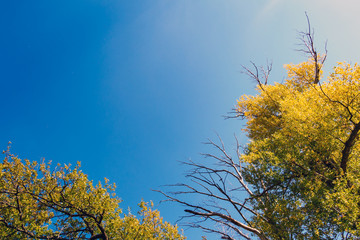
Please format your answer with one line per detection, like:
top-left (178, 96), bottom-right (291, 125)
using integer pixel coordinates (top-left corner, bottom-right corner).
top-left (0, 147), bottom-right (185, 240)
top-left (238, 60), bottom-right (360, 239)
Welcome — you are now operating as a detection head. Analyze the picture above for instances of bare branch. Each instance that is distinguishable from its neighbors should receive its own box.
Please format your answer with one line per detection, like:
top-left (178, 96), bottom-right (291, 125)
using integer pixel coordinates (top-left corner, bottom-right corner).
top-left (157, 137), bottom-right (272, 239)
top-left (241, 60), bottom-right (273, 90)
top-left (297, 12), bottom-right (327, 84)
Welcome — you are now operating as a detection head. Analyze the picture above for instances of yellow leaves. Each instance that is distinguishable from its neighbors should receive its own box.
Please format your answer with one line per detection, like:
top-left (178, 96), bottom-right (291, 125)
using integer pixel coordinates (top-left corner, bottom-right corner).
top-left (239, 59), bottom-right (360, 162)
top-left (117, 200), bottom-right (185, 240)
top-left (331, 62), bottom-right (360, 83)
top-left (0, 152), bottom-right (184, 239)
top-left (284, 59), bottom-right (322, 87)
top-left (237, 83), bottom-right (288, 140)
top-left (238, 59), bottom-right (360, 237)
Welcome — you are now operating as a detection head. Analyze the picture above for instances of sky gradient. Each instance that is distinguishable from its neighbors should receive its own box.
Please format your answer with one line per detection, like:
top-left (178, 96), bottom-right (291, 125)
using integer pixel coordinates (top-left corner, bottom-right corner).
top-left (1, 1), bottom-right (360, 238)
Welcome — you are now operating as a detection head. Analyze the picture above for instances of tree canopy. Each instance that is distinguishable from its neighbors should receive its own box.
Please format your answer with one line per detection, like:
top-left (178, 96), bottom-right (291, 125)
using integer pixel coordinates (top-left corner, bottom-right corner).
top-left (0, 146), bottom-right (185, 240)
top-left (237, 59), bottom-right (360, 239)
top-left (161, 55), bottom-right (360, 239)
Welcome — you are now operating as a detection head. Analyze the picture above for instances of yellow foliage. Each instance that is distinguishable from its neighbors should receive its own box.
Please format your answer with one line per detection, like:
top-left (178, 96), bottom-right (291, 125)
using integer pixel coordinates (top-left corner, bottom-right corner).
top-left (0, 149), bottom-right (185, 240)
top-left (236, 60), bottom-right (360, 238)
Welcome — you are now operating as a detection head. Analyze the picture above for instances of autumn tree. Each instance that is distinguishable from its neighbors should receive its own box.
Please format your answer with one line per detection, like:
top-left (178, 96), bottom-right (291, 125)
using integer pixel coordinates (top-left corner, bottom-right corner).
top-left (160, 21), bottom-right (360, 239)
top-left (0, 146), bottom-right (185, 240)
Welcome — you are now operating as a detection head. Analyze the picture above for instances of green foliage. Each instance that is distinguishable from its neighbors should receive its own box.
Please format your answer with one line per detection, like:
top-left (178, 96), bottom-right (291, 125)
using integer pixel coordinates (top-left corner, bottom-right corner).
top-left (0, 146), bottom-right (185, 240)
top-left (237, 60), bottom-right (360, 239)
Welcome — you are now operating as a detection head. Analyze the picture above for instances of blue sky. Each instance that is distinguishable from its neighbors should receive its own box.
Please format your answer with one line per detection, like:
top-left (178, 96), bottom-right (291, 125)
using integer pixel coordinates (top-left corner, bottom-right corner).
top-left (1, 1), bottom-right (360, 238)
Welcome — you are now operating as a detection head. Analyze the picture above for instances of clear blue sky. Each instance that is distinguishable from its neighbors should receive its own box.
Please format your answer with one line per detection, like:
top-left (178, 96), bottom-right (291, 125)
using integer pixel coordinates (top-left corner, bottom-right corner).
top-left (1, 1), bottom-right (360, 238)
